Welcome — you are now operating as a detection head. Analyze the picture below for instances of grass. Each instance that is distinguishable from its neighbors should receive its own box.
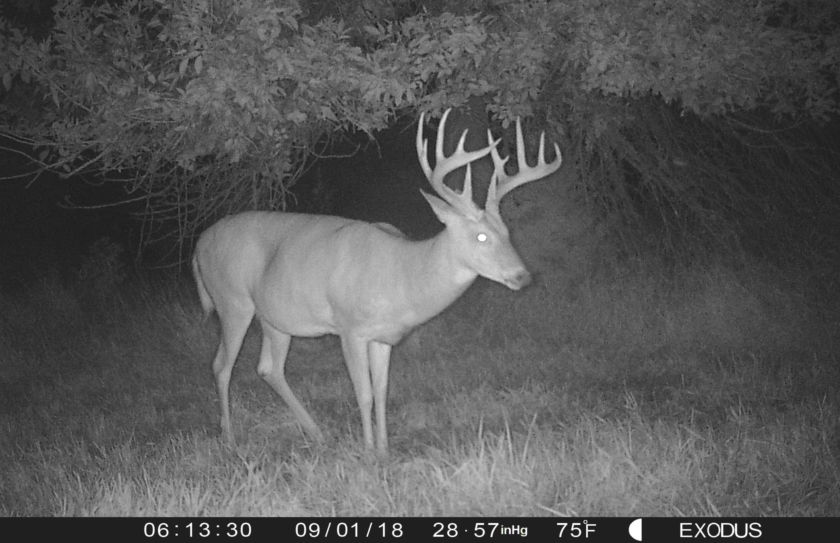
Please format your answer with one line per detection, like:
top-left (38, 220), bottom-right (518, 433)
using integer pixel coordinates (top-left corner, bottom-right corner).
top-left (0, 251), bottom-right (838, 516)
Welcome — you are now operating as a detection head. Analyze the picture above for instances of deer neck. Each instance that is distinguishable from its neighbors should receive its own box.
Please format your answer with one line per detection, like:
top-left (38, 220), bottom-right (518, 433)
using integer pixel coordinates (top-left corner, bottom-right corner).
top-left (403, 228), bottom-right (477, 323)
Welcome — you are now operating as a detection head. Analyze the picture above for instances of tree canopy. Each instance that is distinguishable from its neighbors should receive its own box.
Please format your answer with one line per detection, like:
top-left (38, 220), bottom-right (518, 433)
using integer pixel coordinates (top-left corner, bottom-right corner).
top-left (2, 0), bottom-right (838, 251)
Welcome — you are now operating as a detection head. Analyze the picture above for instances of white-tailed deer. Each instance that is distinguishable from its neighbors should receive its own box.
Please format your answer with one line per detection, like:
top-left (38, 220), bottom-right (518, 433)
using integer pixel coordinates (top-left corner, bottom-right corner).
top-left (192, 109), bottom-right (562, 453)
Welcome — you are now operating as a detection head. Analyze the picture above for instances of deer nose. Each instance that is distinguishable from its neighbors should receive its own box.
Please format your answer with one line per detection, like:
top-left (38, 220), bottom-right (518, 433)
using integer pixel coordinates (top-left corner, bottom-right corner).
top-left (506, 269), bottom-right (532, 290)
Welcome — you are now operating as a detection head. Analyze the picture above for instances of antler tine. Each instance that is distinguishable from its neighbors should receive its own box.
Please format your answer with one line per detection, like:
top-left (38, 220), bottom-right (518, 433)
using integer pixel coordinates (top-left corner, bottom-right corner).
top-left (485, 117), bottom-right (563, 215)
top-left (416, 111), bottom-right (432, 181)
top-left (416, 108), bottom-right (500, 217)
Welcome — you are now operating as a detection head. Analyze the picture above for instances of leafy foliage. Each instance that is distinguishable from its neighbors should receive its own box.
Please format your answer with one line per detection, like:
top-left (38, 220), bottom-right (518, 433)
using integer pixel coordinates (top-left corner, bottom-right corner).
top-left (1, 0), bottom-right (838, 253)
top-left (539, 0), bottom-right (840, 252)
top-left (563, 0), bottom-right (839, 120)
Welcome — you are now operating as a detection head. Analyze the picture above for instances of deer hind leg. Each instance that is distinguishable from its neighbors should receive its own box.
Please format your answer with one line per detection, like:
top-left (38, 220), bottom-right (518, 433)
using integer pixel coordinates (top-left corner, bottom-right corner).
top-left (257, 321), bottom-right (324, 443)
top-left (213, 304), bottom-right (253, 445)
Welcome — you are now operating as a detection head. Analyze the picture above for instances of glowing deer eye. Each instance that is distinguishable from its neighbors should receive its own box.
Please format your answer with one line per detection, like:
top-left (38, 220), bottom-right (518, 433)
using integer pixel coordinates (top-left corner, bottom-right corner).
top-left (477, 233), bottom-right (488, 242)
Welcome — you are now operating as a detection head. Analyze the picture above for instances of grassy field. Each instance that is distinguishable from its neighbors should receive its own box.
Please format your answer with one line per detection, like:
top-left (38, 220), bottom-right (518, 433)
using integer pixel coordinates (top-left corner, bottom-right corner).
top-left (1, 249), bottom-right (838, 516)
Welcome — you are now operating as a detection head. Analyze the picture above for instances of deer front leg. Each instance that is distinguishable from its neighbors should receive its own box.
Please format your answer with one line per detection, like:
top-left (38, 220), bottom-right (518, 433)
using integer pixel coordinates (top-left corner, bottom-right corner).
top-left (369, 340), bottom-right (392, 454)
top-left (341, 334), bottom-right (375, 450)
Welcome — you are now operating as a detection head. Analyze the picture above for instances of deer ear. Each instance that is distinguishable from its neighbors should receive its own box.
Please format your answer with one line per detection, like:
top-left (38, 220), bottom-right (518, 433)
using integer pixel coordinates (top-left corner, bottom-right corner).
top-left (420, 189), bottom-right (457, 224)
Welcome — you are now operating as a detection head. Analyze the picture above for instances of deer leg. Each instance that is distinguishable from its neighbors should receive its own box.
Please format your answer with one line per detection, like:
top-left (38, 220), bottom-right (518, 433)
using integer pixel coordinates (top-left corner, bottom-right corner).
top-left (213, 306), bottom-right (252, 445)
top-left (257, 322), bottom-right (324, 443)
top-left (340, 334), bottom-right (374, 450)
top-left (368, 341), bottom-right (392, 454)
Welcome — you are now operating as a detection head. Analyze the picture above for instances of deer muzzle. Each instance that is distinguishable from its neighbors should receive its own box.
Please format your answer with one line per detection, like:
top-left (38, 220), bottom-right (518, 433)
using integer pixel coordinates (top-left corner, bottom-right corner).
top-left (504, 269), bottom-right (532, 290)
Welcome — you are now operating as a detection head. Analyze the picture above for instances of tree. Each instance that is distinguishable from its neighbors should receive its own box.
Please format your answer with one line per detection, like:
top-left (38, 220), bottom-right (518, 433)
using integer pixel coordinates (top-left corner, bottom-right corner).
top-left (2, 0), bottom-right (838, 256)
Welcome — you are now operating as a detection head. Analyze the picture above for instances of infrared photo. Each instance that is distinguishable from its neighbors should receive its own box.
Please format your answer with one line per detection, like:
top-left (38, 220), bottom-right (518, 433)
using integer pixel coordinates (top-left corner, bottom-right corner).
top-left (2, 0), bottom-right (840, 528)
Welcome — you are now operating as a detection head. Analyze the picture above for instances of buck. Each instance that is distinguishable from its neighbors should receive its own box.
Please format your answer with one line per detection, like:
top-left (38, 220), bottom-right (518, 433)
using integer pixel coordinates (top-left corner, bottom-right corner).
top-left (192, 108), bottom-right (562, 453)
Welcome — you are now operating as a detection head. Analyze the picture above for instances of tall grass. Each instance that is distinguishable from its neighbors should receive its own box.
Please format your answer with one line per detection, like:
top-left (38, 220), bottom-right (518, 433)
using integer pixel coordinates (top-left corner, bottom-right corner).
top-left (1, 247), bottom-right (838, 516)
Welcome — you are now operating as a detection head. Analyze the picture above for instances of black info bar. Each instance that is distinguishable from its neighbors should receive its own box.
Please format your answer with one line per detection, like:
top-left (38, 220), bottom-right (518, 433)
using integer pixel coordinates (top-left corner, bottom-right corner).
top-left (4, 516), bottom-right (834, 542)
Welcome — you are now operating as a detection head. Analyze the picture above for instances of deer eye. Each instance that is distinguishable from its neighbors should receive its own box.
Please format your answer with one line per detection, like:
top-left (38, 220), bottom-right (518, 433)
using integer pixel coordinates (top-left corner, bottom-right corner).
top-left (476, 232), bottom-right (488, 242)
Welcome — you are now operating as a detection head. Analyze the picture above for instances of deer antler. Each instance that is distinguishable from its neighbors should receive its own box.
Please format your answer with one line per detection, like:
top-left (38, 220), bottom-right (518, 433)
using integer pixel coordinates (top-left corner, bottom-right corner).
top-left (485, 117), bottom-right (562, 217)
top-left (416, 108), bottom-right (501, 219)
